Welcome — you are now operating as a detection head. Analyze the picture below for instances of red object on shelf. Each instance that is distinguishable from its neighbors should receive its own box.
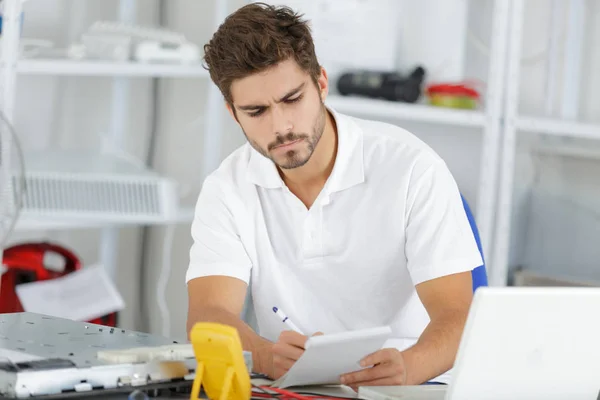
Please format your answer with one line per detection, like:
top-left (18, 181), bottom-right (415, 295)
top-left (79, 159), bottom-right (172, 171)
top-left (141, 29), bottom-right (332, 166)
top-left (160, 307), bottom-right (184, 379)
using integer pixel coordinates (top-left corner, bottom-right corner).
top-left (0, 242), bottom-right (117, 327)
top-left (425, 82), bottom-right (481, 99)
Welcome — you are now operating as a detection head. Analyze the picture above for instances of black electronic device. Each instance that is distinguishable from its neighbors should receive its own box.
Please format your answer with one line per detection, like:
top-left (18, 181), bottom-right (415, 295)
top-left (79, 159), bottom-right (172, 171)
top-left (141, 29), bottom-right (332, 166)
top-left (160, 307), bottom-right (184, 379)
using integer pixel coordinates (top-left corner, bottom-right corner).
top-left (337, 66), bottom-right (426, 103)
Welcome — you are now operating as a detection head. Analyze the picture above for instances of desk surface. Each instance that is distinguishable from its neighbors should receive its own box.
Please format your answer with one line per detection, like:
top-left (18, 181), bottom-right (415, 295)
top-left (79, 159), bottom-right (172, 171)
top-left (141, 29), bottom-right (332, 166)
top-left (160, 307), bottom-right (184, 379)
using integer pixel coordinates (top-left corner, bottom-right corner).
top-left (359, 385), bottom-right (447, 400)
top-left (87, 385), bottom-right (442, 400)
top-left (82, 385), bottom-right (359, 400)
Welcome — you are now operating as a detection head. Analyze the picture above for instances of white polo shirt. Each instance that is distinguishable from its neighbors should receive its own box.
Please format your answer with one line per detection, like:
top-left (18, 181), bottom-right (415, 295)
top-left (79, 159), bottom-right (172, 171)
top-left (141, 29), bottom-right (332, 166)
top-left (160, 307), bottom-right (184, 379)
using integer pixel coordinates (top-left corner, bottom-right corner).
top-left (186, 108), bottom-right (483, 383)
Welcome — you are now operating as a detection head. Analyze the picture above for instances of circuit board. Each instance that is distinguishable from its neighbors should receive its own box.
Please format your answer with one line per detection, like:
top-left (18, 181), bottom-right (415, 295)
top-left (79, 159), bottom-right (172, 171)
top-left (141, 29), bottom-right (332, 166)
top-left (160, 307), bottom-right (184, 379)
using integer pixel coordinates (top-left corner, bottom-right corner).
top-left (0, 312), bottom-right (252, 398)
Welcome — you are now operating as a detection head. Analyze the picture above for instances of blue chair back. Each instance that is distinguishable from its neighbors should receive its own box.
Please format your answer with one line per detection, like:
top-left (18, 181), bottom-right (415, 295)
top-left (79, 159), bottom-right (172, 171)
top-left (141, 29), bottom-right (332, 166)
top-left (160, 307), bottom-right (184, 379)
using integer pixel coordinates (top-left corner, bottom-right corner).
top-left (460, 194), bottom-right (488, 291)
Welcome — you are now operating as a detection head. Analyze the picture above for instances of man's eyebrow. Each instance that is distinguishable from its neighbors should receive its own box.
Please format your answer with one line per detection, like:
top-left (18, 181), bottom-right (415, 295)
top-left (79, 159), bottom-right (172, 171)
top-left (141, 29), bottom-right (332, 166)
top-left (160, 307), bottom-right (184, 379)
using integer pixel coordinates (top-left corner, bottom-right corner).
top-left (278, 82), bottom-right (306, 102)
top-left (236, 82), bottom-right (306, 111)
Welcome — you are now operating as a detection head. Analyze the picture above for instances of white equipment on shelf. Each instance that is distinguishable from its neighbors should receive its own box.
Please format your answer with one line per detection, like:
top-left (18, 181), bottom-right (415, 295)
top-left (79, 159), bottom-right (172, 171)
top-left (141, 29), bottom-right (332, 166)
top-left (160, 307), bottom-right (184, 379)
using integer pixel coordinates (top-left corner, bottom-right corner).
top-left (17, 150), bottom-right (180, 224)
top-left (74, 20), bottom-right (201, 64)
top-left (89, 20), bottom-right (188, 45)
top-left (134, 40), bottom-right (200, 64)
top-left (78, 32), bottom-right (132, 62)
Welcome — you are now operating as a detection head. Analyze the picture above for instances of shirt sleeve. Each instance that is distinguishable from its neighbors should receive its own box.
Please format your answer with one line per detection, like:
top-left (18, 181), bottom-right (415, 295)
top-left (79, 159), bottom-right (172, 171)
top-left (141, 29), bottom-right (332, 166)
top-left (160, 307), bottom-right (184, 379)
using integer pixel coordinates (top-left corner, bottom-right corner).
top-left (404, 159), bottom-right (483, 285)
top-left (186, 177), bottom-right (252, 284)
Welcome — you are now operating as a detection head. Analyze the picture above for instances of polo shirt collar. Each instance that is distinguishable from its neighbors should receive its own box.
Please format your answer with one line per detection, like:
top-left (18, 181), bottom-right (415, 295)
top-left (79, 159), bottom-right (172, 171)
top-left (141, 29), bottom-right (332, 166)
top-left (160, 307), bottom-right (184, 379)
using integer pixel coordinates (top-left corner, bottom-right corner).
top-left (246, 147), bottom-right (285, 189)
top-left (246, 106), bottom-right (365, 193)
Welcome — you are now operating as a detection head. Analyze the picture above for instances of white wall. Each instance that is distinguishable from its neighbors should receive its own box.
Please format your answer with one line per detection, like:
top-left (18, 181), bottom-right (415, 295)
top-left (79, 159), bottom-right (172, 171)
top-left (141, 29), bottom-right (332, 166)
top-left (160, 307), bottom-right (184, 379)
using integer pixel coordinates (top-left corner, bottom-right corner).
top-left (8, 0), bottom-right (600, 339)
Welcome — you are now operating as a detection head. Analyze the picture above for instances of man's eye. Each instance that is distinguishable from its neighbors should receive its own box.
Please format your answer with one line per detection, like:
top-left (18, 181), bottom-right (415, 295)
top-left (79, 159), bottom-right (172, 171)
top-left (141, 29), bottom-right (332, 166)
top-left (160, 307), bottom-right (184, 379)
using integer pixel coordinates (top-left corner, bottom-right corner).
top-left (285, 95), bottom-right (302, 104)
top-left (249, 109), bottom-right (265, 118)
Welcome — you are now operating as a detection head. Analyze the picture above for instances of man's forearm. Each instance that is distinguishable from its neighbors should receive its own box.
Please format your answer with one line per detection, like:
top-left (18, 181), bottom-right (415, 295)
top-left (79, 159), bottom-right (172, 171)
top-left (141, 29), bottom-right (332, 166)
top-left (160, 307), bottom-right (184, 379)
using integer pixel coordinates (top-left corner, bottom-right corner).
top-left (401, 310), bottom-right (468, 385)
top-left (187, 306), bottom-right (274, 377)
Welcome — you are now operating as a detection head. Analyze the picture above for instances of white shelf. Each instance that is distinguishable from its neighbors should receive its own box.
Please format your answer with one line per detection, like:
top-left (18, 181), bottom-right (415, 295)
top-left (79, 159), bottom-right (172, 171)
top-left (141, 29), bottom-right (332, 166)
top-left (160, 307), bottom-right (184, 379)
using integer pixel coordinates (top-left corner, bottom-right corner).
top-left (533, 142), bottom-right (600, 161)
top-left (517, 116), bottom-right (600, 140)
top-left (325, 95), bottom-right (486, 128)
top-left (17, 59), bottom-right (210, 78)
top-left (15, 207), bottom-right (195, 231)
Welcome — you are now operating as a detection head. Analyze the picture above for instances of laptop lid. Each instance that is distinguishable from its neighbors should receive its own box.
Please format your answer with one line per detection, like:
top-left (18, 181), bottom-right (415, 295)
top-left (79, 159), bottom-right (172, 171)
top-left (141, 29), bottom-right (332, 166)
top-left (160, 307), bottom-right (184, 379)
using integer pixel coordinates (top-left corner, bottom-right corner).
top-left (447, 287), bottom-right (600, 400)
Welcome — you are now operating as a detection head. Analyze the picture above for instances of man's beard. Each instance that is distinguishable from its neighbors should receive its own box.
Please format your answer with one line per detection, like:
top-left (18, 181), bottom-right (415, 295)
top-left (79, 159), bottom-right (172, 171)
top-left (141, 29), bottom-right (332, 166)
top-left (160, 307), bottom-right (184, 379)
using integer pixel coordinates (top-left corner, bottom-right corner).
top-left (245, 103), bottom-right (327, 170)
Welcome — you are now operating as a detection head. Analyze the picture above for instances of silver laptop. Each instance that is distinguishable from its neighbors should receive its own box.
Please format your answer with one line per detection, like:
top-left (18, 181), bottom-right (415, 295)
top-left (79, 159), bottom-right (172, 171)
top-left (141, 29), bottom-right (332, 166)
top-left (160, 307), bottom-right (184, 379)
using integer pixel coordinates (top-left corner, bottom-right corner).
top-left (360, 287), bottom-right (600, 400)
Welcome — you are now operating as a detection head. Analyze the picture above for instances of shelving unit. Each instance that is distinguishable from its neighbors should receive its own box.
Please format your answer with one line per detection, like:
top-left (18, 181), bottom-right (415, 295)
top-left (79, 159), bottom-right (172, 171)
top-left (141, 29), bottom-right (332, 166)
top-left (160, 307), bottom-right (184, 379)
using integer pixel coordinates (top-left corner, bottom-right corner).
top-left (323, 0), bottom-right (512, 262)
top-left (490, 0), bottom-right (600, 286)
top-left (16, 207), bottom-right (195, 231)
top-left (516, 116), bottom-right (600, 139)
top-left (8, 0), bottom-right (583, 300)
top-left (17, 59), bottom-right (210, 78)
top-left (325, 95), bottom-right (487, 128)
top-left (532, 141), bottom-right (600, 161)
top-left (0, 0), bottom-right (227, 282)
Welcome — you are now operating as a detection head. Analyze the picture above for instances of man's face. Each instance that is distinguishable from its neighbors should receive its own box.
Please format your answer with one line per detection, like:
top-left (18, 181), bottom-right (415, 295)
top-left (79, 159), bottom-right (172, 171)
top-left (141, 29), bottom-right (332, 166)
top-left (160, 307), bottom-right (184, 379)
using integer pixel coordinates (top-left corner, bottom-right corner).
top-left (228, 59), bottom-right (327, 170)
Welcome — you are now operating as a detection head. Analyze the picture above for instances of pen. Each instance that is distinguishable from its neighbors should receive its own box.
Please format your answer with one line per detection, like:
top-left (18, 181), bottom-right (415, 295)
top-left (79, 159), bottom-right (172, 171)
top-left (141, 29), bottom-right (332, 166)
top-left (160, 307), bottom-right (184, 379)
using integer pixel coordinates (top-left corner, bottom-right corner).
top-left (272, 307), bottom-right (304, 334)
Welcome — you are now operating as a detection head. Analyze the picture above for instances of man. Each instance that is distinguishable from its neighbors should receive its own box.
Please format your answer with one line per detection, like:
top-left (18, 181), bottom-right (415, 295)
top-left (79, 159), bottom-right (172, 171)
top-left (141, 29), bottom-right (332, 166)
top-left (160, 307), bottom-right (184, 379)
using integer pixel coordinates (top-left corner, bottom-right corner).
top-left (186, 2), bottom-right (483, 388)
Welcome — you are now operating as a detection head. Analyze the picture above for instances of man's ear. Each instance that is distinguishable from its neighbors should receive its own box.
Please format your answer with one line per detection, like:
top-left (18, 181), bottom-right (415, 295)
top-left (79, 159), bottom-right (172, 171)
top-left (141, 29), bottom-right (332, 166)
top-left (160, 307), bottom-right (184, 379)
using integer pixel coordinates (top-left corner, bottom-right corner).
top-left (317, 66), bottom-right (329, 102)
top-left (225, 101), bottom-right (239, 123)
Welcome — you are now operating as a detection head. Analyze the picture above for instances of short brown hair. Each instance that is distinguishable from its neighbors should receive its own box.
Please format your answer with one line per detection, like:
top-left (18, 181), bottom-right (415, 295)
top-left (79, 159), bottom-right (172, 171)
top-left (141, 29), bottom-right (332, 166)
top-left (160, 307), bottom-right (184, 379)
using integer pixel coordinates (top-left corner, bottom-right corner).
top-left (203, 2), bottom-right (321, 105)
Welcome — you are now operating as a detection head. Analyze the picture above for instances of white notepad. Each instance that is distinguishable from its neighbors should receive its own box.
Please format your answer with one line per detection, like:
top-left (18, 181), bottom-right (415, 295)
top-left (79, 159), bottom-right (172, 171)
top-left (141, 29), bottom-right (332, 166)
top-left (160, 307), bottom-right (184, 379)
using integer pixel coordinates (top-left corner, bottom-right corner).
top-left (270, 326), bottom-right (392, 388)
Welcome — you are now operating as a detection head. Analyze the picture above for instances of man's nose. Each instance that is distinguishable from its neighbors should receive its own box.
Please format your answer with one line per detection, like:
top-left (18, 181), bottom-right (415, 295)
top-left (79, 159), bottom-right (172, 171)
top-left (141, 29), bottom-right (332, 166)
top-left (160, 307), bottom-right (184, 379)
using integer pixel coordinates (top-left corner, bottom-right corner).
top-left (271, 106), bottom-right (293, 136)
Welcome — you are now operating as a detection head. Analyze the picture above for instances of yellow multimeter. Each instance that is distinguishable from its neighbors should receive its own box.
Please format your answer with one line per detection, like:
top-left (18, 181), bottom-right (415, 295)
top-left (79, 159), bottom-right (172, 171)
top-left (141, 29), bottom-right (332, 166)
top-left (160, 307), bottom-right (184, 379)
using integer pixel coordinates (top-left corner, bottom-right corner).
top-left (189, 322), bottom-right (252, 400)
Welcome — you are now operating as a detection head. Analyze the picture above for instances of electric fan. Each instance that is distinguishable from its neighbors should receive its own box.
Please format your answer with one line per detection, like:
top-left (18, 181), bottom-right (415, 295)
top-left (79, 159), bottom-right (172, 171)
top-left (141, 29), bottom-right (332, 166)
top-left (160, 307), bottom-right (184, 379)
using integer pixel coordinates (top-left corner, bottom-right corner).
top-left (0, 109), bottom-right (25, 265)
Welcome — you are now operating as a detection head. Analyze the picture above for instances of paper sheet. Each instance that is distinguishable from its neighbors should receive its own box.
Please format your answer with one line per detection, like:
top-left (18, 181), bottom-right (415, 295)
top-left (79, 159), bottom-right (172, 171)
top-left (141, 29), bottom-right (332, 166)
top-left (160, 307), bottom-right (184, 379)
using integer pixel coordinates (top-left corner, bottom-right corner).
top-left (16, 264), bottom-right (125, 321)
top-left (270, 326), bottom-right (392, 388)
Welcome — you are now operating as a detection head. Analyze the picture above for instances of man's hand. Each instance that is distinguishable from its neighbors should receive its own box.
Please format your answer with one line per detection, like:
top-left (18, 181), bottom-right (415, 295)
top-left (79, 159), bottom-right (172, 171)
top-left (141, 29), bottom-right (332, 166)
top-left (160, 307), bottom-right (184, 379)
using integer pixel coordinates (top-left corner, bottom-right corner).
top-left (271, 331), bottom-right (308, 379)
top-left (340, 348), bottom-right (407, 390)
top-left (271, 331), bottom-right (323, 379)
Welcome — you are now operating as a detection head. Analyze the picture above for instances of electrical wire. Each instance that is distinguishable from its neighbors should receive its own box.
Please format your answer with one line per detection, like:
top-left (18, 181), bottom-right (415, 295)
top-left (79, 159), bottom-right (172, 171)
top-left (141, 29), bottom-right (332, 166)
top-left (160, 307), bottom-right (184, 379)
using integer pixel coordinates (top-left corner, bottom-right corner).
top-left (467, 26), bottom-right (567, 66)
top-left (157, 223), bottom-right (176, 337)
top-left (100, 133), bottom-right (147, 169)
top-left (530, 150), bottom-right (600, 224)
top-left (0, 110), bottom-right (26, 251)
top-left (409, 4), bottom-right (569, 78)
top-left (466, 0), bottom-right (569, 67)
top-left (0, 111), bottom-right (26, 301)
top-left (251, 385), bottom-right (357, 400)
top-left (139, 0), bottom-right (206, 336)
top-left (150, 116), bottom-right (202, 338)
top-left (138, 0), bottom-right (166, 333)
